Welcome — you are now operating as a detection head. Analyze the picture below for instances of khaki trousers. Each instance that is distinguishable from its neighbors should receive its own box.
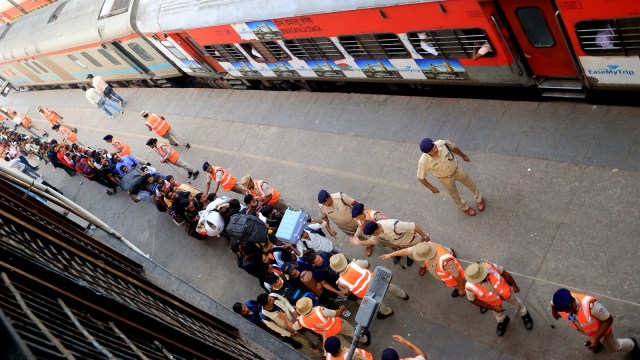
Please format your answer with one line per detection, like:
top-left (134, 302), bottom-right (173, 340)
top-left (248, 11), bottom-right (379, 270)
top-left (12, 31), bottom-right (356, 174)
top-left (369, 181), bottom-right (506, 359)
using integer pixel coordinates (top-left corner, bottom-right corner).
top-left (437, 165), bottom-right (482, 211)
top-left (600, 331), bottom-right (634, 352)
top-left (378, 283), bottom-right (408, 315)
top-left (163, 128), bottom-right (187, 146)
top-left (338, 320), bottom-right (367, 344)
top-left (273, 199), bottom-right (289, 214)
top-left (494, 294), bottom-right (527, 322)
top-left (172, 157), bottom-right (196, 173)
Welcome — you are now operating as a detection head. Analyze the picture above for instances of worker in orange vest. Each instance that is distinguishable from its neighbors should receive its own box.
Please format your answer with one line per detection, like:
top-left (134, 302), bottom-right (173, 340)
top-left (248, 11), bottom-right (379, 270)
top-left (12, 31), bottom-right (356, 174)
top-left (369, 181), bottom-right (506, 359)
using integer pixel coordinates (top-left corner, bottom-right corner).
top-left (37, 107), bottom-right (76, 131)
top-left (380, 241), bottom-right (466, 297)
top-left (351, 203), bottom-right (384, 257)
top-left (146, 138), bottom-right (199, 179)
top-left (464, 261), bottom-right (533, 337)
top-left (9, 110), bottom-right (48, 138)
top-left (240, 174), bottom-right (288, 213)
top-left (202, 161), bottom-right (244, 195)
top-left (551, 288), bottom-right (639, 355)
top-left (329, 254), bottom-right (408, 319)
top-left (381, 335), bottom-right (428, 360)
top-left (324, 336), bottom-right (372, 360)
top-left (140, 111), bottom-right (190, 148)
top-left (103, 134), bottom-right (131, 157)
top-left (51, 124), bottom-right (84, 147)
top-left (293, 297), bottom-right (370, 347)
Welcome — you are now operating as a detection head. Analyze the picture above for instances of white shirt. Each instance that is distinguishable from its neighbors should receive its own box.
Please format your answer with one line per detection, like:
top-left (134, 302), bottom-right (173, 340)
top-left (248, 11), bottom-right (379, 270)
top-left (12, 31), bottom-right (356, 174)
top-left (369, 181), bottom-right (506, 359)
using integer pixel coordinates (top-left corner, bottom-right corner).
top-left (85, 88), bottom-right (103, 105)
top-left (296, 221), bottom-right (335, 253)
top-left (7, 158), bottom-right (25, 171)
top-left (92, 76), bottom-right (109, 93)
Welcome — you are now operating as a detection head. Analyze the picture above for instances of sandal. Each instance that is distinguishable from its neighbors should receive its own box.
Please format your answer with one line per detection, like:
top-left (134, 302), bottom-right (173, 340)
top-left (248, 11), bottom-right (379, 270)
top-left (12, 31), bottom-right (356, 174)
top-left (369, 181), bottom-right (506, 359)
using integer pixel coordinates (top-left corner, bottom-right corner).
top-left (464, 207), bottom-right (476, 216)
top-left (419, 266), bottom-right (427, 277)
top-left (365, 245), bottom-right (374, 257)
top-left (477, 200), bottom-right (485, 212)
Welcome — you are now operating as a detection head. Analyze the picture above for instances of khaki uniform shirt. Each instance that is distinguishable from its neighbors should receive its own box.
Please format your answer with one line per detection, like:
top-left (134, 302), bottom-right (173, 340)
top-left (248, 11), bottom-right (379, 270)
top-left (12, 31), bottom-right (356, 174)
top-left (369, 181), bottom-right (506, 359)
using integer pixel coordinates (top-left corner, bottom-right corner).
top-left (319, 192), bottom-right (358, 233)
top-left (370, 219), bottom-right (419, 250)
top-left (417, 139), bottom-right (458, 179)
top-left (261, 293), bottom-right (296, 337)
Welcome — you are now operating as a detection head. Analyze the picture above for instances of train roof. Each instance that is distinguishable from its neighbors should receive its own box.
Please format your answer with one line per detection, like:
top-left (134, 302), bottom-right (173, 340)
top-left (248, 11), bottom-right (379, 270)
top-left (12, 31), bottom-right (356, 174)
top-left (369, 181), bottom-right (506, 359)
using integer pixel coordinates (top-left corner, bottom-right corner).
top-left (136, 0), bottom-right (438, 33)
top-left (0, 0), bottom-right (126, 61)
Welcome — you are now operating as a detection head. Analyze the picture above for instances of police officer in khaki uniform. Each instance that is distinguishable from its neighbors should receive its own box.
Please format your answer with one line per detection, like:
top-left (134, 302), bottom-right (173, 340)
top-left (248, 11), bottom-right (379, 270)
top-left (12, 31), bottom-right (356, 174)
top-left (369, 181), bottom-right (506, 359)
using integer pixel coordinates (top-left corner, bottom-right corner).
top-left (352, 219), bottom-right (429, 268)
top-left (318, 190), bottom-right (367, 253)
top-left (417, 138), bottom-right (484, 216)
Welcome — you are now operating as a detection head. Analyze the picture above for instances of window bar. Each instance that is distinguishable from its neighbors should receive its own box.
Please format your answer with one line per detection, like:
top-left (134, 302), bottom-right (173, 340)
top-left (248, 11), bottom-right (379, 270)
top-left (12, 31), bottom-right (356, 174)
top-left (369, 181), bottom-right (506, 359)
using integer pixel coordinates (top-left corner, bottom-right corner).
top-left (154, 340), bottom-right (177, 360)
top-left (109, 322), bottom-right (150, 360)
top-left (58, 298), bottom-right (116, 360)
top-left (1, 273), bottom-right (76, 360)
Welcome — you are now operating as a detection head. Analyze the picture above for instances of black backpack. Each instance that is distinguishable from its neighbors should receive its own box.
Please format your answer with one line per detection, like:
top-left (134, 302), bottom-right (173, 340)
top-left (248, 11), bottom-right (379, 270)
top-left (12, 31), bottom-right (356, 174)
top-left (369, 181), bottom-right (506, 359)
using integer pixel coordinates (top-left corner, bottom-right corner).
top-left (226, 213), bottom-right (268, 243)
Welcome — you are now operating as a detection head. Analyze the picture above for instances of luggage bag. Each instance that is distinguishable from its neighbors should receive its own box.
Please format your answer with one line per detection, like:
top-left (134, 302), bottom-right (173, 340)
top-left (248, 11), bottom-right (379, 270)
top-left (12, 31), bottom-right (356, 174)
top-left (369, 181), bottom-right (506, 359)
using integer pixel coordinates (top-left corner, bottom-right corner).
top-left (275, 209), bottom-right (309, 245)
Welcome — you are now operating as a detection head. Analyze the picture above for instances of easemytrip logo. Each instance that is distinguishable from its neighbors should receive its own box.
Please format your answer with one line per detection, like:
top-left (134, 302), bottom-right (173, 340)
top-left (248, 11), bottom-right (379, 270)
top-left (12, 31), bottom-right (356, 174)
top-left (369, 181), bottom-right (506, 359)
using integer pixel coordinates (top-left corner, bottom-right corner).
top-left (587, 64), bottom-right (635, 76)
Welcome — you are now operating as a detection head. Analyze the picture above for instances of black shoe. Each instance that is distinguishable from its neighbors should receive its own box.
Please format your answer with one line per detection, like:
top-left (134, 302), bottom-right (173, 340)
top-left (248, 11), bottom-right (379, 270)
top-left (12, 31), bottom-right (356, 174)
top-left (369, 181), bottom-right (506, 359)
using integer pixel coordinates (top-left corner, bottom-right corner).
top-left (393, 256), bottom-right (401, 264)
top-left (171, 143), bottom-right (179, 146)
top-left (376, 310), bottom-right (393, 319)
top-left (585, 340), bottom-right (603, 353)
top-left (451, 288), bottom-right (460, 298)
top-left (185, 143), bottom-right (191, 149)
top-left (629, 337), bottom-right (639, 357)
top-left (105, 189), bottom-right (113, 196)
top-left (401, 293), bottom-right (409, 301)
top-left (480, 307), bottom-right (488, 314)
top-left (192, 171), bottom-right (199, 180)
top-left (146, 162), bottom-right (151, 166)
top-left (406, 257), bottom-right (414, 266)
top-left (33, 166), bottom-right (40, 171)
top-left (521, 313), bottom-right (533, 330)
top-left (187, 172), bottom-right (193, 179)
top-left (496, 316), bottom-right (510, 337)
top-left (43, 132), bottom-right (49, 138)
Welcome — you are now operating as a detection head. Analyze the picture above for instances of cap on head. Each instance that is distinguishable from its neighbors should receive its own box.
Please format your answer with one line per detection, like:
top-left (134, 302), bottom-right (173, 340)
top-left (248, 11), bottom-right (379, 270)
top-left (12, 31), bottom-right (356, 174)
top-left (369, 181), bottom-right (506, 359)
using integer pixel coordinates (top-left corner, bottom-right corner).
top-left (37, 106), bottom-right (43, 112)
top-left (351, 203), bottom-right (364, 218)
top-left (295, 297), bottom-right (313, 315)
top-left (362, 221), bottom-right (378, 236)
top-left (146, 138), bottom-right (157, 146)
top-left (86, 74), bottom-right (94, 79)
top-left (240, 175), bottom-right (252, 189)
top-left (324, 336), bottom-right (341, 356)
top-left (202, 161), bottom-right (210, 171)
top-left (381, 348), bottom-right (400, 360)
top-left (329, 254), bottom-right (349, 273)
top-left (140, 111), bottom-right (148, 117)
top-left (552, 288), bottom-right (573, 312)
top-left (420, 138), bottom-right (435, 153)
top-left (412, 242), bottom-right (437, 261)
top-left (317, 189), bottom-right (330, 204)
top-left (103, 134), bottom-right (113, 141)
top-left (464, 262), bottom-right (489, 284)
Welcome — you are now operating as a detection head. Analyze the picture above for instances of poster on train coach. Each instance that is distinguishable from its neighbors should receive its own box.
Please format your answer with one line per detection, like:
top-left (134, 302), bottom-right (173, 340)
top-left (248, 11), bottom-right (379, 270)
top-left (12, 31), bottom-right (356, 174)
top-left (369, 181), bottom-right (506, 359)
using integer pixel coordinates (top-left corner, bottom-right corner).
top-left (354, 59), bottom-right (402, 79)
top-left (414, 59), bottom-right (470, 80)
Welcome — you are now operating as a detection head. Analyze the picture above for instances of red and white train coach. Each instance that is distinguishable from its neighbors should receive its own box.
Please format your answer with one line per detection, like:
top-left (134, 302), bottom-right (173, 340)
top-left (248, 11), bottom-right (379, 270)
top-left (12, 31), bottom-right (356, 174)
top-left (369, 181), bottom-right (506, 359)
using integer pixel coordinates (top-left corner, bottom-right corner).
top-left (135, 0), bottom-right (640, 98)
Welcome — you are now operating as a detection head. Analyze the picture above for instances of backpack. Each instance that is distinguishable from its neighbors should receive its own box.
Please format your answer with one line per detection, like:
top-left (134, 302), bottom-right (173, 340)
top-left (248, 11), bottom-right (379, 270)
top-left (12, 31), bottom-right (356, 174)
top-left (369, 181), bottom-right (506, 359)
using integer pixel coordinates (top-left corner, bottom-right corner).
top-left (305, 226), bottom-right (326, 238)
top-left (299, 270), bottom-right (323, 296)
top-left (78, 160), bottom-right (95, 177)
top-left (119, 168), bottom-right (145, 192)
top-left (226, 213), bottom-right (268, 243)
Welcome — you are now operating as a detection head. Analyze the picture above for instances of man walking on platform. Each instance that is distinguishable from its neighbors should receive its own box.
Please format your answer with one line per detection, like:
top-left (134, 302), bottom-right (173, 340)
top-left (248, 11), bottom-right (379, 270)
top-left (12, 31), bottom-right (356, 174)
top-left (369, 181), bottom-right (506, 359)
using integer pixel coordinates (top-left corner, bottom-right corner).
top-left (140, 111), bottom-right (190, 148)
top-left (85, 86), bottom-right (123, 119)
top-left (202, 161), bottom-right (244, 195)
top-left (146, 138), bottom-right (199, 179)
top-left (464, 260), bottom-right (533, 337)
top-left (551, 288), bottom-right (639, 356)
top-left (87, 74), bottom-right (126, 106)
top-left (417, 137), bottom-right (484, 216)
top-left (38, 107), bottom-right (75, 131)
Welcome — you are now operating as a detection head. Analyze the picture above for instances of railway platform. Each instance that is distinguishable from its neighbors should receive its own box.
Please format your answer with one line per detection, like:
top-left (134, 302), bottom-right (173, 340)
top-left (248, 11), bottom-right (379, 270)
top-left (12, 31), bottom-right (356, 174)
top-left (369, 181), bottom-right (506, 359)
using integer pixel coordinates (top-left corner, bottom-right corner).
top-left (2, 88), bottom-right (639, 359)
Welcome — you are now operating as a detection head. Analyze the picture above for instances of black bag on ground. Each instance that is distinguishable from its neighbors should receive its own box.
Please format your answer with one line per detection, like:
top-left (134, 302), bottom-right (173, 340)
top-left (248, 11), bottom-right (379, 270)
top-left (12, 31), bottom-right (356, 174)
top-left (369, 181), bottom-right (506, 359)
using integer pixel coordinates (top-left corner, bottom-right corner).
top-left (226, 213), bottom-right (268, 243)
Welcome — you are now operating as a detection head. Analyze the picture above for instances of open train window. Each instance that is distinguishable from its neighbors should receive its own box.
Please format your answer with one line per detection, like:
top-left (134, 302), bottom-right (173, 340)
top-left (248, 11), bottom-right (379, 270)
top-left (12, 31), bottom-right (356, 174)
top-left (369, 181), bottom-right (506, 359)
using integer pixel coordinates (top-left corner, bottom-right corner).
top-left (408, 28), bottom-right (494, 59)
top-left (204, 44), bottom-right (247, 62)
top-left (338, 33), bottom-right (409, 59)
top-left (283, 37), bottom-right (343, 60)
top-left (516, 7), bottom-right (554, 48)
top-left (127, 43), bottom-right (154, 62)
top-left (67, 55), bottom-right (87, 69)
top-left (98, 49), bottom-right (121, 65)
top-left (81, 52), bottom-right (103, 67)
top-left (575, 18), bottom-right (640, 56)
top-left (23, 62), bottom-right (41, 74)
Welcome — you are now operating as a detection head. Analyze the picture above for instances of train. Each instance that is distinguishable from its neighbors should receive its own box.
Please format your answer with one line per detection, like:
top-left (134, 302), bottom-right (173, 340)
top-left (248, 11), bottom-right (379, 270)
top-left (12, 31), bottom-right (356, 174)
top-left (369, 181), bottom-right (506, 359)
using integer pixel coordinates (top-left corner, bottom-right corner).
top-left (0, 0), bottom-right (638, 100)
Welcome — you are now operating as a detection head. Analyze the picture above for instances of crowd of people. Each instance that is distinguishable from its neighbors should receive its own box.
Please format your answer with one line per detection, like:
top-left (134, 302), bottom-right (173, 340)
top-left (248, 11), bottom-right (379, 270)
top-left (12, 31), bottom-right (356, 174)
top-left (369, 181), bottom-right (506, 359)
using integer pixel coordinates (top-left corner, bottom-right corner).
top-left (1, 88), bottom-right (638, 360)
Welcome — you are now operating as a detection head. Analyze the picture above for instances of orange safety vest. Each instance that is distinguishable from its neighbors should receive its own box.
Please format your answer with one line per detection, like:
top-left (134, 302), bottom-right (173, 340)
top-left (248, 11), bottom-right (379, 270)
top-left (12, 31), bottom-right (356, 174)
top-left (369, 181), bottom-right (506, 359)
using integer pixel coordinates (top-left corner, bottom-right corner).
top-left (111, 138), bottom-right (130, 157)
top-left (560, 293), bottom-right (612, 338)
top-left (297, 307), bottom-right (342, 337)
top-left (326, 348), bottom-right (373, 360)
top-left (41, 109), bottom-right (61, 125)
top-left (16, 113), bottom-right (32, 127)
top-left (59, 127), bottom-right (76, 143)
top-left (465, 262), bottom-right (510, 307)
top-left (337, 262), bottom-right (372, 298)
top-left (145, 113), bottom-right (170, 136)
top-left (252, 179), bottom-right (280, 205)
top-left (209, 166), bottom-right (237, 192)
top-left (356, 209), bottom-right (385, 229)
top-left (432, 243), bottom-right (464, 288)
top-left (154, 144), bottom-right (180, 163)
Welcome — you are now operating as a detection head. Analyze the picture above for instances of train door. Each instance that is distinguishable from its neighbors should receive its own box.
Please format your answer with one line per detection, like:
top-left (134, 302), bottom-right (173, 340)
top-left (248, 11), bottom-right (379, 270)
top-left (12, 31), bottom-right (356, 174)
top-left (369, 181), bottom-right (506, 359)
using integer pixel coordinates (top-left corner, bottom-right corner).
top-left (497, 0), bottom-right (577, 77)
top-left (147, 34), bottom-right (213, 76)
top-left (107, 42), bottom-right (153, 78)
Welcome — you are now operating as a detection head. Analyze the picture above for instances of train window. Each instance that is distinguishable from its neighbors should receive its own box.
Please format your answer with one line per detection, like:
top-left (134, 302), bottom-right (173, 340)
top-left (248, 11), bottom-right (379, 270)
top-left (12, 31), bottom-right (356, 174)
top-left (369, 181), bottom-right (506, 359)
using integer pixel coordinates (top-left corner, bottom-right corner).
top-left (67, 55), bottom-right (88, 69)
top-left (575, 18), bottom-right (640, 56)
top-left (516, 7), bottom-right (554, 47)
top-left (127, 43), bottom-right (154, 61)
top-left (283, 37), bottom-right (343, 60)
top-left (407, 28), bottom-right (494, 59)
top-left (98, 49), bottom-right (121, 65)
top-left (238, 42), bottom-right (290, 62)
top-left (4, 69), bottom-right (16, 77)
top-left (262, 41), bottom-right (291, 60)
top-left (160, 40), bottom-right (187, 60)
top-left (32, 61), bottom-right (49, 73)
top-left (204, 44), bottom-right (247, 62)
top-left (47, 1), bottom-right (68, 24)
top-left (100, 0), bottom-right (131, 19)
top-left (338, 33), bottom-right (409, 59)
top-left (81, 52), bottom-right (103, 67)
top-left (23, 62), bottom-right (41, 74)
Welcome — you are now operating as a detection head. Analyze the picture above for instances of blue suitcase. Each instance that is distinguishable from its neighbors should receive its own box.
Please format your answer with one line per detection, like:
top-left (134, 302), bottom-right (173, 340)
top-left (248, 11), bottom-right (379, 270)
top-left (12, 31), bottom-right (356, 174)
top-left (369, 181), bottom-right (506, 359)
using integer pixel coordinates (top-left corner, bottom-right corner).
top-left (275, 209), bottom-right (309, 245)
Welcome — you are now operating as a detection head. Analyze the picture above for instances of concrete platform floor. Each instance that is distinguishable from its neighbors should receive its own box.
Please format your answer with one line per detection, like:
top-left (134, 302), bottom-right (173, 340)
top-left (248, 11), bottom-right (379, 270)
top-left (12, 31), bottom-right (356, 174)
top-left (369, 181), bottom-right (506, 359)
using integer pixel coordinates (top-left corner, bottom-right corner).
top-left (2, 88), bottom-right (639, 360)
